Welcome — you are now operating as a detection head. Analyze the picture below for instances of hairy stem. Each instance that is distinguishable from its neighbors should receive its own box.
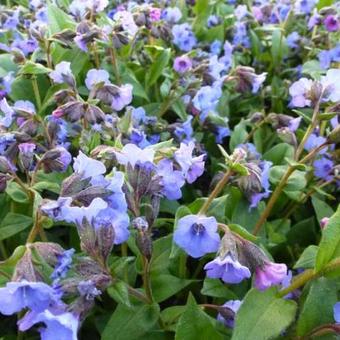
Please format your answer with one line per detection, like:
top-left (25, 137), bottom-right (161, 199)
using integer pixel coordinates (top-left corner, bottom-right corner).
top-left (199, 169), bottom-right (233, 215)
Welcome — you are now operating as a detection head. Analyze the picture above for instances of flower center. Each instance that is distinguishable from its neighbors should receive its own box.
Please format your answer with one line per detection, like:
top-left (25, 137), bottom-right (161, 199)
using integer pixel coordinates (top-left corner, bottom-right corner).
top-left (191, 223), bottom-right (205, 235)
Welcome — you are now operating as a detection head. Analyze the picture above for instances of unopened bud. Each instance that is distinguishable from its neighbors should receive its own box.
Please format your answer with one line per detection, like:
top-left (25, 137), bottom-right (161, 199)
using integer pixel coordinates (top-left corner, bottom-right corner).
top-left (320, 217), bottom-right (330, 229)
top-left (18, 142), bottom-right (36, 170)
top-left (136, 231), bottom-right (152, 260)
top-left (40, 147), bottom-right (72, 173)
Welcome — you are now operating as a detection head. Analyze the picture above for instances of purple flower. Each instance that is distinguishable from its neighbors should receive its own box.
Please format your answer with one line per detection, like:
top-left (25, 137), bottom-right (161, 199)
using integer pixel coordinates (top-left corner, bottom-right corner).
top-left (156, 158), bottom-right (185, 200)
top-left (173, 215), bottom-right (220, 258)
top-left (0, 98), bottom-right (15, 127)
top-left (85, 69), bottom-right (110, 90)
top-left (51, 249), bottom-right (75, 282)
top-left (288, 117), bottom-right (302, 132)
top-left (162, 7), bottom-right (182, 23)
top-left (18, 142), bottom-right (36, 155)
top-left (204, 254), bottom-right (251, 283)
top-left (320, 217), bottom-right (330, 229)
top-left (14, 100), bottom-right (36, 115)
top-left (111, 84), bottom-right (133, 111)
top-left (313, 157), bottom-right (334, 181)
top-left (324, 15), bottom-right (340, 32)
top-left (115, 143), bottom-right (155, 167)
top-left (113, 11), bottom-right (138, 36)
top-left (175, 142), bottom-right (205, 183)
top-left (18, 309), bottom-right (79, 340)
top-left (77, 280), bottom-right (101, 300)
top-left (217, 300), bottom-right (242, 328)
top-left (334, 302), bottom-right (340, 323)
top-left (250, 72), bottom-right (267, 94)
top-left (0, 281), bottom-right (59, 315)
top-left (94, 207), bottom-right (130, 244)
top-left (308, 9), bottom-right (321, 29)
top-left (289, 78), bottom-right (313, 107)
top-left (172, 23), bottom-right (197, 52)
top-left (73, 151), bottom-right (106, 180)
top-left (149, 7), bottom-right (161, 22)
top-left (318, 50), bottom-right (332, 69)
top-left (173, 56), bottom-right (192, 74)
top-left (49, 62), bottom-right (75, 87)
top-left (254, 262), bottom-right (287, 290)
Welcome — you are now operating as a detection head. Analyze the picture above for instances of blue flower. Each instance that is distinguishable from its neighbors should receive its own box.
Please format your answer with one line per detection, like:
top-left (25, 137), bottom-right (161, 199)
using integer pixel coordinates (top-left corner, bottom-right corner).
top-left (156, 158), bottom-right (185, 200)
top-left (115, 143), bottom-right (155, 167)
top-left (172, 23), bottom-right (197, 51)
top-left (204, 254), bottom-right (251, 283)
top-left (217, 300), bottom-right (242, 328)
top-left (85, 69), bottom-right (110, 90)
top-left (215, 126), bottom-right (230, 143)
top-left (0, 98), bottom-right (15, 128)
top-left (192, 85), bottom-right (222, 120)
top-left (77, 280), bottom-right (101, 300)
top-left (0, 281), bottom-right (59, 315)
top-left (73, 151), bottom-right (106, 181)
top-left (18, 310), bottom-right (78, 340)
top-left (51, 249), bottom-right (75, 282)
top-left (105, 171), bottom-right (128, 211)
top-left (175, 142), bottom-right (205, 184)
top-left (162, 7), bottom-right (182, 23)
top-left (94, 207), bottom-right (130, 245)
top-left (318, 50), bottom-right (332, 69)
top-left (304, 133), bottom-right (327, 154)
top-left (313, 157), bottom-right (334, 181)
top-left (49, 62), bottom-right (75, 87)
top-left (286, 32), bottom-right (300, 49)
top-left (174, 116), bottom-right (194, 143)
top-left (334, 302), bottom-right (340, 323)
top-left (174, 215), bottom-right (220, 258)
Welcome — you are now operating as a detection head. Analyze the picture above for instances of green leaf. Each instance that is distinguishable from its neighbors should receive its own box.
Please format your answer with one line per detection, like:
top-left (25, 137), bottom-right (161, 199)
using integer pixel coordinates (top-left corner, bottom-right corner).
top-left (263, 143), bottom-right (294, 165)
top-left (270, 165), bottom-right (306, 192)
top-left (19, 61), bottom-right (50, 75)
top-left (315, 205), bottom-right (340, 271)
top-left (0, 213), bottom-right (33, 241)
top-left (102, 303), bottom-right (160, 340)
top-left (5, 181), bottom-right (30, 203)
top-left (32, 181), bottom-right (60, 194)
top-left (232, 288), bottom-right (297, 340)
top-left (107, 281), bottom-right (131, 307)
top-left (311, 195), bottom-right (334, 223)
top-left (201, 278), bottom-right (238, 299)
top-left (301, 60), bottom-right (324, 80)
top-left (146, 48), bottom-right (171, 87)
top-left (271, 29), bottom-right (287, 68)
top-left (294, 245), bottom-right (318, 269)
top-left (228, 224), bottom-right (258, 242)
top-left (47, 3), bottom-right (76, 34)
top-left (229, 121), bottom-right (247, 150)
top-left (161, 306), bottom-right (186, 331)
top-left (297, 278), bottom-right (337, 336)
top-left (175, 294), bottom-right (223, 340)
top-left (151, 273), bottom-right (193, 303)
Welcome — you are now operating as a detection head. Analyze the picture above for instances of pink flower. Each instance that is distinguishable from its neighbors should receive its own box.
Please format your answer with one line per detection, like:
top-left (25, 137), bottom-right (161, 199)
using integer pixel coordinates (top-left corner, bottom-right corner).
top-left (320, 217), bottom-right (330, 229)
top-left (254, 262), bottom-right (287, 291)
top-left (150, 8), bottom-right (161, 22)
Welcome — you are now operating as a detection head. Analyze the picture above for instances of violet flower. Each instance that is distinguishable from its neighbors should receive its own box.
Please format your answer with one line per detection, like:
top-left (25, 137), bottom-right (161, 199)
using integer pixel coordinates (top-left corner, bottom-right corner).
top-left (217, 300), bottom-right (242, 328)
top-left (254, 261), bottom-right (287, 291)
top-left (173, 55), bottom-right (192, 74)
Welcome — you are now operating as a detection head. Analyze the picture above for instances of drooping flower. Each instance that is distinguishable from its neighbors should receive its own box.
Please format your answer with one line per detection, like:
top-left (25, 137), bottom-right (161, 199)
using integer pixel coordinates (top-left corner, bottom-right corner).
top-left (0, 98), bottom-right (15, 127)
top-left (49, 62), bottom-right (75, 87)
top-left (174, 142), bottom-right (205, 183)
top-left (173, 215), bottom-right (220, 258)
top-left (18, 309), bottom-right (79, 340)
top-left (156, 158), bottom-right (185, 200)
top-left (111, 84), bottom-right (133, 111)
top-left (217, 300), bottom-right (242, 328)
top-left (0, 281), bottom-right (59, 315)
top-left (254, 261), bottom-right (287, 290)
top-left (204, 254), bottom-right (251, 283)
top-left (73, 151), bottom-right (106, 180)
top-left (289, 78), bottom-right (313, 107)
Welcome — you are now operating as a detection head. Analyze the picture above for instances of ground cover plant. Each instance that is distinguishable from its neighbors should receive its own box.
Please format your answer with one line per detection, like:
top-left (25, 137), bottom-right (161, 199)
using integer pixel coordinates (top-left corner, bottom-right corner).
top-left (0, 0), bottom-right (339, 339)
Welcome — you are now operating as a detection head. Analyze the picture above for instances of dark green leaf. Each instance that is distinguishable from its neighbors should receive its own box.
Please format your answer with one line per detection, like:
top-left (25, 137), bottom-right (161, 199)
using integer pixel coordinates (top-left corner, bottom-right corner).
top-left (294, 245), bottom-right (318, 269)
top-left (0, 213), bottom-right (33, 241)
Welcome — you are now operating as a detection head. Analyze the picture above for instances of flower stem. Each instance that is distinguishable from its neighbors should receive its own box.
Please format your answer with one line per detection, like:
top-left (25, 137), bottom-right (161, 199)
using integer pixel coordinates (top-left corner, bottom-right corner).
top-left (142, 256), bottom-right (153, 303)
top-left (109, 46), bottom-right (121, 85)
top-left (277, 258), bottom-right (340, 298)
top-left (32, 76), bottom-right (42, 111)
top-left (199, 169), bottom-right (233, 215)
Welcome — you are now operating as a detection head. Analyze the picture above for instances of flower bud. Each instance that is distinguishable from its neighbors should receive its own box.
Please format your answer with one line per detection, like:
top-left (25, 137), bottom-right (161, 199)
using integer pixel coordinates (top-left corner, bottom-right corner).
top-left (132, 216), bottom-right (149, 231)
top-left (40, 147), bottom-right (72, 173)
top-left (254, 261), bottom-right (287, 291)
top-left (18, 142), bottom-right (36, 171)
top-left (237, 163), bottom-right (262, 195)
top-left (277, 127), bottom-right (297, 146)
top-left (73, 186), bottom-right (112, 206)
top-left (320, 217), bottom-right (330, 229)
top-left (329, 124), bottom-right (340, 144)
top-left (136, 231), bottom-right (152, 260)
top-left (85, 104), bottom-right (105, 124)
top-left (51, 29), bottom-right (77, 48)
top-left (0, 156), bottom-right (15, 173)
top-left (60, 173), bottom-right (91, 197)
top-left (250, 111), bottom-right (264, 123)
